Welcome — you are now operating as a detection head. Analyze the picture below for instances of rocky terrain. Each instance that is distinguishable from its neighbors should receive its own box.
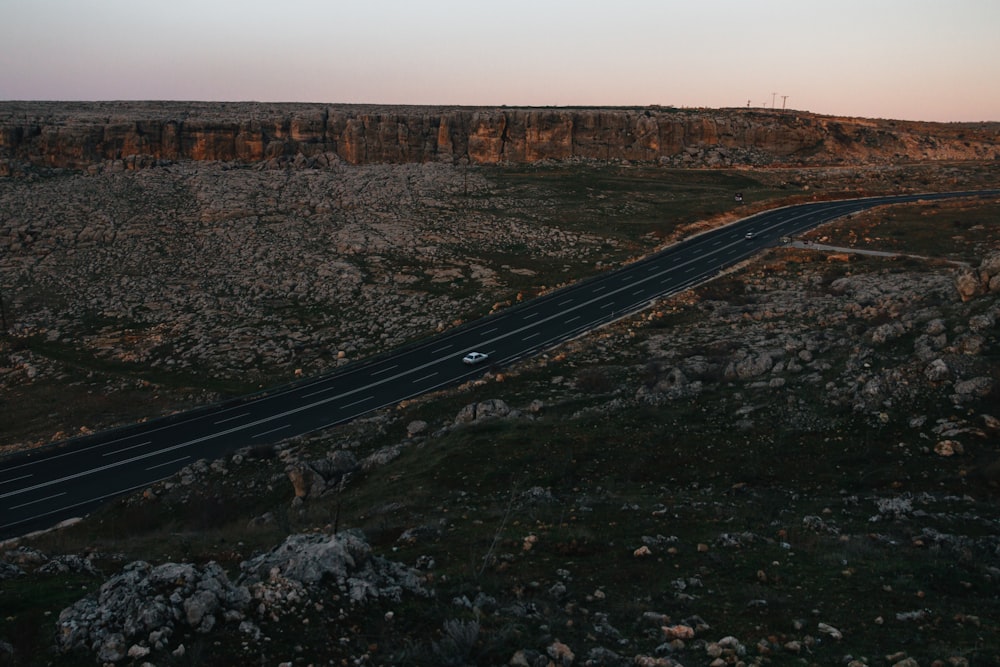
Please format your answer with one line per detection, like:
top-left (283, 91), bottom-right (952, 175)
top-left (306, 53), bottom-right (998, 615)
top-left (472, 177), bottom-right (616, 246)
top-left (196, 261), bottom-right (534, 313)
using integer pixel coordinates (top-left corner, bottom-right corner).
top-left (0, 103), bottom-right (999, 666)
top-left (3, 210), bottom-right (999, 665)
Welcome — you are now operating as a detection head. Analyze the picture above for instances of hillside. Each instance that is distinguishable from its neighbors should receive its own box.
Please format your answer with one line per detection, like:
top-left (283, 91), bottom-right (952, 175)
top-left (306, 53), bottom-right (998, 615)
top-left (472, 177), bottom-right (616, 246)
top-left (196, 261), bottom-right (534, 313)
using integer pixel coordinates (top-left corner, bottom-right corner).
top-left (0, 105), bottom-right (999, 666)
top-left (2, 102), bottom-right (999, 172)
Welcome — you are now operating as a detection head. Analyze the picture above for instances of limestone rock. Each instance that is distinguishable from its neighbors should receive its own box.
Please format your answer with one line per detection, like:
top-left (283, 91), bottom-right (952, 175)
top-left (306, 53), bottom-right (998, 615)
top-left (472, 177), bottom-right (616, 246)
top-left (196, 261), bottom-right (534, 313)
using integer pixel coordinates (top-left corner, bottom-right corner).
top-left (924, 358), bottom-right (950, 382)
top-left (4, 102), bottom-right (999, 170)
top-left (454, 398), bottom-right (511, 424)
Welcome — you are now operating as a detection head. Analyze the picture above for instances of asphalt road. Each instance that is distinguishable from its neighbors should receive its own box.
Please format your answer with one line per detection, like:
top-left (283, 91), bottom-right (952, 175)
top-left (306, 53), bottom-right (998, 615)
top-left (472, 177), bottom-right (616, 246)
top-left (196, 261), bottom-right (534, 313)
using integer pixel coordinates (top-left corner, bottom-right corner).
top-left (2, 189), bottom-right (998, 540)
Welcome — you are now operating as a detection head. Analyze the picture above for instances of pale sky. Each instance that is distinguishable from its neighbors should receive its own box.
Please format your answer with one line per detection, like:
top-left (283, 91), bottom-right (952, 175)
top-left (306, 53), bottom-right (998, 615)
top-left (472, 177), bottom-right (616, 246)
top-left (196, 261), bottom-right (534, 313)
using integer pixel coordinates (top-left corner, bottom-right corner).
top-left (1, 0), bottom-right (998, 122)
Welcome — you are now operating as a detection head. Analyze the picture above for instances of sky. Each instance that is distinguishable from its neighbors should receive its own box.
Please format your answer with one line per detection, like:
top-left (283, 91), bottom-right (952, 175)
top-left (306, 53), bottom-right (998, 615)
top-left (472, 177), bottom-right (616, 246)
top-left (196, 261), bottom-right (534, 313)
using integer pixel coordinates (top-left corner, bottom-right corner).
top-left (1, 0), bottom-right (998, 122)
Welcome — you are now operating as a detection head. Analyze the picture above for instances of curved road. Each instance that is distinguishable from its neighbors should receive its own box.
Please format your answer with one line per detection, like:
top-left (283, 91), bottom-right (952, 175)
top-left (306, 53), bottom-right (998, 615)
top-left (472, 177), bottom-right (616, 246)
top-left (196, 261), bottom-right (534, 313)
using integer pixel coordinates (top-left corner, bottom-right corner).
top-left (2, 190), bottom-right (997, 539)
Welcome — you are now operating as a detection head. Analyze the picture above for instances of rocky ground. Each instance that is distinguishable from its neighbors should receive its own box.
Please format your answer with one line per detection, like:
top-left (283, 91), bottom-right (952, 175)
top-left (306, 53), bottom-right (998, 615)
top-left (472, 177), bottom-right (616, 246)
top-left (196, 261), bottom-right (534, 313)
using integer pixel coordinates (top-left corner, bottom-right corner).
top-left (0, 159), bottom-right (643, 452)
top-left (1, 156), bottom-right (999, 666)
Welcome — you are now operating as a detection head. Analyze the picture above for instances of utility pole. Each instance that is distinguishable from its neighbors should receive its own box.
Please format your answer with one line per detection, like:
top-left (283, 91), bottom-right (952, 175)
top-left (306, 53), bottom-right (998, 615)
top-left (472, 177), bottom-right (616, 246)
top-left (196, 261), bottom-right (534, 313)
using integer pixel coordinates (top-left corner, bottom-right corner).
top-left (771, 92), bottom-right (777, 109)
top-left (781, 95), bottom-right (789, 111)
top-left (0, 287), bottom-right (7, 336)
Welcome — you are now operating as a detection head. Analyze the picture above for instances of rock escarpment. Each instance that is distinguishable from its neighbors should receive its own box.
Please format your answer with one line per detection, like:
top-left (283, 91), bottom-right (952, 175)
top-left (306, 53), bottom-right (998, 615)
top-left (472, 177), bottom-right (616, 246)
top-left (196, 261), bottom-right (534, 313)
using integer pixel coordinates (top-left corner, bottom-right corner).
top-left (2, 101), bottom-right (998, 170)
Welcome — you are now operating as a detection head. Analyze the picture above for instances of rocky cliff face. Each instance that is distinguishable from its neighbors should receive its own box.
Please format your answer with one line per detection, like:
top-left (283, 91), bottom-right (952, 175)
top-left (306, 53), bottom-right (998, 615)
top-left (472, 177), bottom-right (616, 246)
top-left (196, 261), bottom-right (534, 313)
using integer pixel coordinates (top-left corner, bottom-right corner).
top-left (2, 101), bottom-right (998, 170)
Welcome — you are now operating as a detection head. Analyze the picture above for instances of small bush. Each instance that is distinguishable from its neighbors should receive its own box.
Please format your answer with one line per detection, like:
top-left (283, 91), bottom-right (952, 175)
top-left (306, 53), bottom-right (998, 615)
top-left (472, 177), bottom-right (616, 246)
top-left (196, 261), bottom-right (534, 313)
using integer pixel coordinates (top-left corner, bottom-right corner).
top-left (431, 619), bottom-right (481, 666)
top-left (575, 367), bottom-right (615, 393)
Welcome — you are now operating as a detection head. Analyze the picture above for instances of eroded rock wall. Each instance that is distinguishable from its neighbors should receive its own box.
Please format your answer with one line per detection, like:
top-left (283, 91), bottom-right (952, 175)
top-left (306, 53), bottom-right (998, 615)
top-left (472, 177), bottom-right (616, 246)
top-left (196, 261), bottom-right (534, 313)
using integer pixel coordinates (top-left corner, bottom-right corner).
top-left (2, 101), bottom-right (998, 169)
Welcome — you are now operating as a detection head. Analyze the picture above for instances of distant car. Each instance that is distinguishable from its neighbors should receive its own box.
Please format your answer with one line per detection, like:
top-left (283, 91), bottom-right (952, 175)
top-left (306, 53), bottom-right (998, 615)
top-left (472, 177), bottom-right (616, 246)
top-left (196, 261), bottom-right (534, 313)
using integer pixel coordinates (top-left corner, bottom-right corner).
top-left (745, 232), bottom-right (756, 239)
top-left (462, 352), bottom-right (489, 365)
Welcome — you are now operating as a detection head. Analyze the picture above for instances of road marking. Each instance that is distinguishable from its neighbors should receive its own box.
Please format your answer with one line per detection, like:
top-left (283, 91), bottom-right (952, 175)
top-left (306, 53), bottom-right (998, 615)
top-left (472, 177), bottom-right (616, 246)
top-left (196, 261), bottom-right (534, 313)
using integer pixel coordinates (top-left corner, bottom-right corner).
top-left (558, 298), bottom-right (574, 305)
top-left (302, 385), bottom-right (337, 398)
top-left (253, 424), bottom-right (291, 439)
top-left (146, 456), bottom-right (190, 471)
top-left (430, 344), bottom-right (453, 353)
top-left (340, 395), bottom-right (375, 410)
top-left (0, 474), bottom-right (33, 486)
top-left (632, 289), bottom-right (645, 296)
top-left (592, 285), bottom-right (606, 292)
top-left (370, 364), bottom-right (398, 376)
top-left (1, 478), bottom-right (173, 532)
top-left (523, 332), bottom-right (541, 340)
top-left (522, 311), bottom-right (540, 319)
top-left (412, 372), bottom-right (439, 384)
top-left (9, 492), bottom-right (67, 511)
top-left (214, 412), bottom-right (250, 425)
top-left (565, 315), bottom-right (580, 324)
top-left (480, 327), bottom-right (498, 336)
top-left (603, 301), bottom-right (615, 309)
top-left (102, 440), bottom-right (154, 457)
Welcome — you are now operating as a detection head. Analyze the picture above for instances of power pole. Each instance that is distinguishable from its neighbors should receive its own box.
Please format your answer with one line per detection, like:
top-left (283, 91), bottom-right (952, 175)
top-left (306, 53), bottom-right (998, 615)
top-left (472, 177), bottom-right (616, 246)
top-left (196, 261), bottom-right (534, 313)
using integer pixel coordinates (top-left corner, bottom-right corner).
top-left (781, 95), bottom-right (788, 111)
top-left (0, 287), bottom-right (7, 336)
top-left (771, 92), bottom-right (777, 109)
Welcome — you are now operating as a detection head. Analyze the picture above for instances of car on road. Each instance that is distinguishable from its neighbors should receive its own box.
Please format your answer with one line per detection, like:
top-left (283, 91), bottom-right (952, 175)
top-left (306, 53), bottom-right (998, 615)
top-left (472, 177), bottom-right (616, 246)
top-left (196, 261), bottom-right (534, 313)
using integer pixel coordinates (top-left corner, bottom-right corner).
top-left (745, 232), bottom-right (756, 239)
top-left (462, 351), bottom-right (489, 365)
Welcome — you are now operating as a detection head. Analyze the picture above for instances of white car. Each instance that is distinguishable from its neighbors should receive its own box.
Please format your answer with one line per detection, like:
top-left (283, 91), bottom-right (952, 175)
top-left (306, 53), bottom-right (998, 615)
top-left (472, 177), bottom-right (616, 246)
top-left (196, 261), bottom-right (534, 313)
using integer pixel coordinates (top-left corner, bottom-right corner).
top-left (462, 352), bottom-right (489, 365)
top-left (745, 232), bottom-right (756, 239)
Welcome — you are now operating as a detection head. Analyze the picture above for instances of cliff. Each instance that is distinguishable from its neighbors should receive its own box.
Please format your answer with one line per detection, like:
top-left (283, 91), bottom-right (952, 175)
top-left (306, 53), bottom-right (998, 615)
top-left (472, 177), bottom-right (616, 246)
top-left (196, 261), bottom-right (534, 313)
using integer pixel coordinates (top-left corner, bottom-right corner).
top-left (1, 101), bottom-right (999, 170)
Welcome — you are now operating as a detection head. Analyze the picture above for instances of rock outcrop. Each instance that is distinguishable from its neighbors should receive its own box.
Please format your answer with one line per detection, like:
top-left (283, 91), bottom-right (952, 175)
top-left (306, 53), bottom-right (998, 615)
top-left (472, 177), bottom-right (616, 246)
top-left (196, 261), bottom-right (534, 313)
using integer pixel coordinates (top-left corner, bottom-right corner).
top-left (954, 251), bottom-right (1000, 301)
top-left (55, 531), bottom-right (430, 662)
top-left (2, 101), bottom-right (999, 170)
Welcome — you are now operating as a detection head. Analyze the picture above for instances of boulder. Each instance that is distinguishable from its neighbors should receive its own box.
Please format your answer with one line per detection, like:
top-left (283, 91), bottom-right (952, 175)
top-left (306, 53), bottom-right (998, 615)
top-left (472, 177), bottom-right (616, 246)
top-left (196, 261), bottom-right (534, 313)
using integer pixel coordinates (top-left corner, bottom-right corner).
top-left (239, 530), bottom-right (431, 605)
top-left (56, 532), bottom-right (428, 662)
top-left (954, 268), bottom-right (984, 302)
top-left (454, 398), bottom-right (511, 424)
top-left (924, 358), bottom-right (950, 382)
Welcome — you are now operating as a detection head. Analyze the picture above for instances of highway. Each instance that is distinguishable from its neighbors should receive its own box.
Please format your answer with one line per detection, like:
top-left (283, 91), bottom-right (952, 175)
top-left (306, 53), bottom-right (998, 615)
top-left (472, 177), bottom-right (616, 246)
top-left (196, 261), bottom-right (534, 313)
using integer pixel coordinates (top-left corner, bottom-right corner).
top-left (2, 189), bottom-right (998, 540)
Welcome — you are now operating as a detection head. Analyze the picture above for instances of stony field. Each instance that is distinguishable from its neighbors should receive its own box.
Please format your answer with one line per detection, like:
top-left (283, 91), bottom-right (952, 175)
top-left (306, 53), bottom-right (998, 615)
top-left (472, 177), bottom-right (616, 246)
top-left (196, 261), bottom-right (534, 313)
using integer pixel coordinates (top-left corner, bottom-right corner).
top-left (1, 159), bottom-right (999, 666)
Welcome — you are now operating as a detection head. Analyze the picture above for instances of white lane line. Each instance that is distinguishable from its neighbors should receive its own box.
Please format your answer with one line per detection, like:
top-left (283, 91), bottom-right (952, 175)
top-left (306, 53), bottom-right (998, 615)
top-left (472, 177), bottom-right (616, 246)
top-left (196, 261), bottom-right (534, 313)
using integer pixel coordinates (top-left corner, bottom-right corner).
top-left (214, 412), bottom-right (250, 425)
top-left (412, 372), bottom-right (439, 384)
top-left (684, 265), bottom-right (698, 274)
top-left (302, 385), bottom-right (337, 398)
top-left (146, 456), bottom-right (190, 471)
top-left (592, 285), bottom-right (606, 292)
top-left (603, 301), bottom-right (615, 308)
top-left (522, 311), bottom-right (540, 319)
top-left (430, 344), bottom-right (453, 353)
top-left (480, 327), bottom-right (498, 336)
top-left (1, 478), bottom-right (172, 532)
top-left (10, 492), bottom-right (67, 511)
top-left (558, 298), bottom-right (574, 305)
top-left (632, 289), bottom-right (645, 296)
top-left (0, 474), bottom-right (33, 486)
top-left (523, 332), bottom-right (541, 340)
top-left (370, 364), bottom-right (398, 376)
top-left (102, 440), bottom-right (154, 457)
top-left (253, 424), bottom-right (291, 439)
top-left (565, 315), bottom-right (580, 324)
top-left (340, 395), bottom-right (375, 410)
